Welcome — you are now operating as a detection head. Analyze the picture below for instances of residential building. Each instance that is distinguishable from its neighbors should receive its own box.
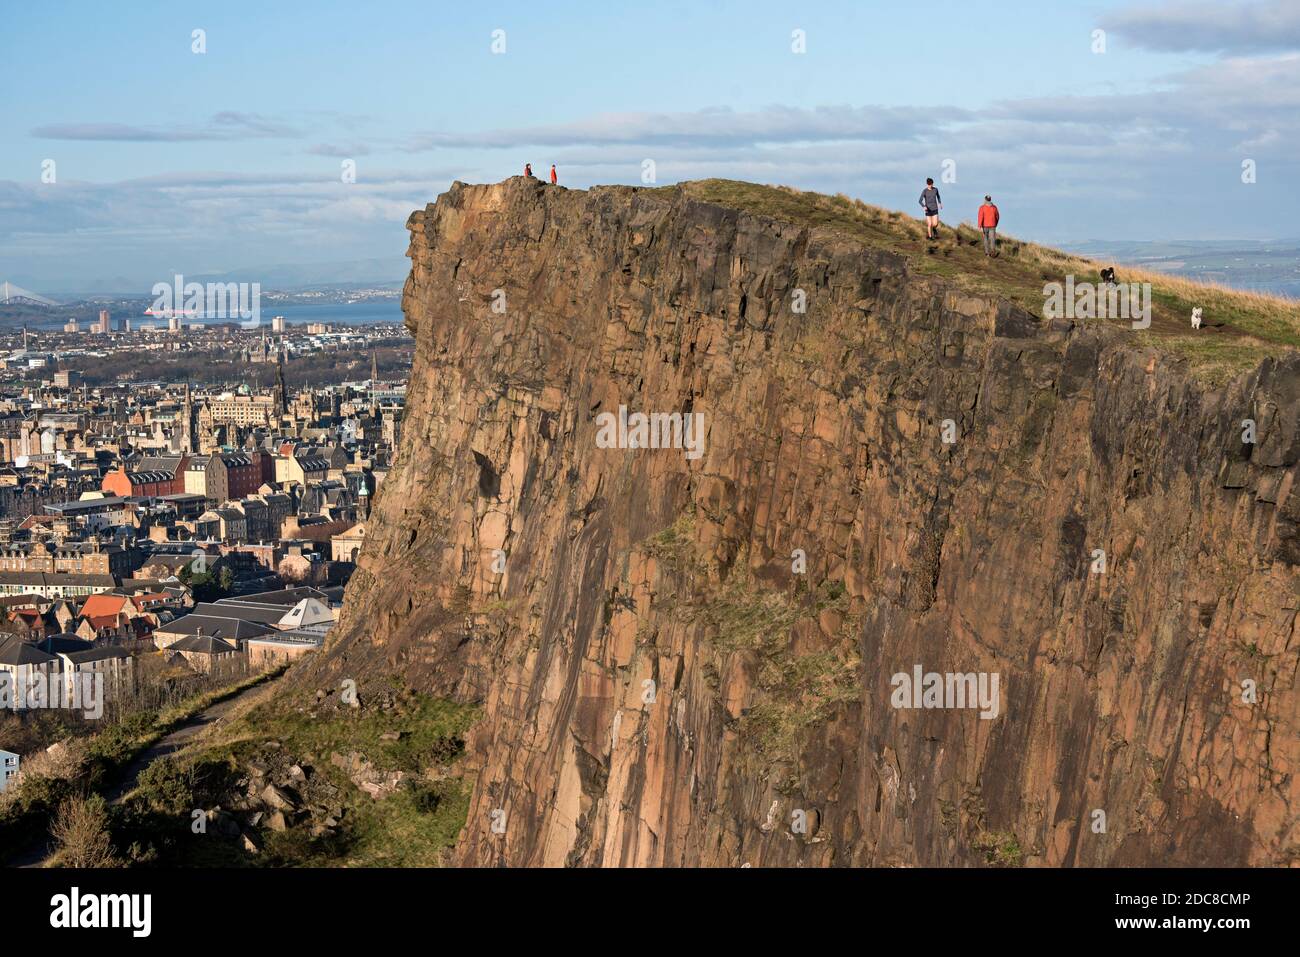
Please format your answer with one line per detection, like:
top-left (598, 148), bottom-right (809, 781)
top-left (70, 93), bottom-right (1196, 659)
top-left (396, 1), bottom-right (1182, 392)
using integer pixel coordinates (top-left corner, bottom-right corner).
top-left (0, 634), bottom-right (61, 709)
top-left (0, 572), bottom-right (119, 599)
top-left (166, 632), bottom-right (240, 673)
top-left (0, 749), bottom-right (18, 792)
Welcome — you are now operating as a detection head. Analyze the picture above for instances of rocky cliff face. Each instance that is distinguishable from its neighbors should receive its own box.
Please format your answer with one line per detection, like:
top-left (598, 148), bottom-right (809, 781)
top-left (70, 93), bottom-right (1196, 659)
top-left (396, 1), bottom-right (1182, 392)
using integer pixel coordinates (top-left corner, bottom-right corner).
top-left (312, 177), bottom-right (1298, 866)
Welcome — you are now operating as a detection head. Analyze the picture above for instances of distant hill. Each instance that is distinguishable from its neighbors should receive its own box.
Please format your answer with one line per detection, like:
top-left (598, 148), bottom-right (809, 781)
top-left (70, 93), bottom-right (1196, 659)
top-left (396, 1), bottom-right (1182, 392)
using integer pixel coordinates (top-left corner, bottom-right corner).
top-left (1061, 238), bottom-right (1300, 299)
top-left (21, 238), bottom-right (1296, 302)
top-left (186, 259), bottom-right (408, 292)
top-left (21, 259), bottom-right (408, 299)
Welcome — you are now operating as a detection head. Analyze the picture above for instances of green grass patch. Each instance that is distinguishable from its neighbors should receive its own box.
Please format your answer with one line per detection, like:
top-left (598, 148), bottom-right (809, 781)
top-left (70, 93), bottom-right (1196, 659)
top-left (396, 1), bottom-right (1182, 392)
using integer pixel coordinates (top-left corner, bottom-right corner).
top-left (262, 777), bottom-right (473, 867)
top-left (637, 513), bottom-right (864, 775)
top-left (117, 690), bottom-right (479, 867)
top-left (643, 509), bottom-right (703, 575)
top-left (972, 829), bottom-right (1027, 867)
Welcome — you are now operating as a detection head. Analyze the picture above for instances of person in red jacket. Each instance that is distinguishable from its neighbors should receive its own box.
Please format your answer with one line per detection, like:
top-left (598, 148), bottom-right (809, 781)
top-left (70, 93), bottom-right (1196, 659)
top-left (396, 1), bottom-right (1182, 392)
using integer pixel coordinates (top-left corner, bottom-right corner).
top-left (550, 164), bottom-right (558, 184)
top-left (524, 163), bottom-right (533, 177)
top-left (978, 195), bottom-right (1000, 257)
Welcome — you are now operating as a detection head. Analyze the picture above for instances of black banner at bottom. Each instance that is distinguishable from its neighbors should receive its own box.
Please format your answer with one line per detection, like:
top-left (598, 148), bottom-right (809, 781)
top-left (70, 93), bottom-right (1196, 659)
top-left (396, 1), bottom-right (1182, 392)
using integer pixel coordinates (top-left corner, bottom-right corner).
top-left (1, 865), bottom-right (1283, 944)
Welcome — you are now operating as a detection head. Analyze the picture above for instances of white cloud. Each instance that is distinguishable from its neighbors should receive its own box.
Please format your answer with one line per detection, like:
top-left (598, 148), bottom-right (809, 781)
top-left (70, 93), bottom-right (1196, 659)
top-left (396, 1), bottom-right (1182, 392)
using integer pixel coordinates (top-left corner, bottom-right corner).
top-left (1103, 0), bottom-right (1300, 53)
top-left (32, 112), bottom-right (303, 142)
top-left (10, 3), bottom-right (1300, 280)
top-left (402, 105), bottom-right (965, 151)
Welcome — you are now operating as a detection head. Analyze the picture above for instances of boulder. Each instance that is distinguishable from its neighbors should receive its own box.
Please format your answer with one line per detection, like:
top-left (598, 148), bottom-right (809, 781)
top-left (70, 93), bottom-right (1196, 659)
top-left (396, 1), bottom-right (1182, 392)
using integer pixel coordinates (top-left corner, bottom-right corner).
top-left (207, 808), bottom-right (242, 837)
top-left (261, 783), bottom-right (298, 811)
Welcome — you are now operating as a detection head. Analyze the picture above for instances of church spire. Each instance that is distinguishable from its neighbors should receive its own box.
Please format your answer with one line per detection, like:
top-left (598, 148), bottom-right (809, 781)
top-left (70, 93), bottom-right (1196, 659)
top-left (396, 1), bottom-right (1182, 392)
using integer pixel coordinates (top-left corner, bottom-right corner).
top-left (369, 349), bottom-right (379, 418)
top-left (273, 350), bottom-right (288, 419)
top-left (182, 381), bottom-right (196, 453)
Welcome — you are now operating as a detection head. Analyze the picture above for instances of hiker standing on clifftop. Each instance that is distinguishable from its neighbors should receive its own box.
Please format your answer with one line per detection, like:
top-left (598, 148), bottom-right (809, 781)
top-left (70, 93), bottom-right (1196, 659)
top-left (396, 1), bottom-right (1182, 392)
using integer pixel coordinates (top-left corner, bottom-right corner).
top-left (919, 178), bottom-right (943, 240)
top-left (550, 164), bottom-right (558, 184)
top-left (978, 195), bottom-right (1000, 256)
top-left (524, 163), bottom-right (533, 177)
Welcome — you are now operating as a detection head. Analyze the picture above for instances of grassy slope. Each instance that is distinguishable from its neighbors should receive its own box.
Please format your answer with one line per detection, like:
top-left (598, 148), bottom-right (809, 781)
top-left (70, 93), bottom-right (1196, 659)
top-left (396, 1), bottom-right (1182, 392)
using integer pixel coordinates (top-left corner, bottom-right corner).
top-left (0, 667), bottom-right (282, 865)
top-left (668, 180), bottom-right (1300, 385)
top-left (115, 691), bottom-right (477, 867)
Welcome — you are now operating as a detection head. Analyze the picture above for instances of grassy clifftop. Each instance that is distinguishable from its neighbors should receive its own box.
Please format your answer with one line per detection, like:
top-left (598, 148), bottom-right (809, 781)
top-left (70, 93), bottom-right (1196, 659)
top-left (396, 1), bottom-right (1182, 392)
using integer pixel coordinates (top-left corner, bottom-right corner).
top-left (669, 179), bottom-right (1300, 384)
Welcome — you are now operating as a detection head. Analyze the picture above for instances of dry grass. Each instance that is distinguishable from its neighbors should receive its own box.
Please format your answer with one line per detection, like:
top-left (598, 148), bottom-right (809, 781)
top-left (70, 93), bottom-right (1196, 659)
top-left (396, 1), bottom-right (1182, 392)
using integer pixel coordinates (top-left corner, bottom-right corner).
top-left (0, 740), bottom-right (84, 815)
top-left (50, 794), bottom-right (120, 868)
top-left (668, 179), bottom-right (1299, 383)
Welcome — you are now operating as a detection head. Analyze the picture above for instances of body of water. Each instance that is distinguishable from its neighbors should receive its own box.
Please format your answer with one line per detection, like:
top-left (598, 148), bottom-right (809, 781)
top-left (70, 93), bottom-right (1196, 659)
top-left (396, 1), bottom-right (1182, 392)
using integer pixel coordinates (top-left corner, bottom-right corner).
top-left (265, 300), bottom-right (405, 326)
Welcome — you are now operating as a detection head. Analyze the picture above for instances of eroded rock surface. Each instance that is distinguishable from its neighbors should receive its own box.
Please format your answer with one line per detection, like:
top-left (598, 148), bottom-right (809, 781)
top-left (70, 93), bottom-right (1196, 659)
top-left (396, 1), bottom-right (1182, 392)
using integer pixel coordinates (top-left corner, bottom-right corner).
top-left (305, 178), bottom-right (1298, 866)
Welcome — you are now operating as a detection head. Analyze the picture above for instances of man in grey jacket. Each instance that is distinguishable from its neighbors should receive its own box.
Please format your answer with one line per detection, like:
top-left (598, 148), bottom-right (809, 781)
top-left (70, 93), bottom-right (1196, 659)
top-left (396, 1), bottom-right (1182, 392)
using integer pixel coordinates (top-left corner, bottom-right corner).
top-left (919, 178), bottom-right (943, 240)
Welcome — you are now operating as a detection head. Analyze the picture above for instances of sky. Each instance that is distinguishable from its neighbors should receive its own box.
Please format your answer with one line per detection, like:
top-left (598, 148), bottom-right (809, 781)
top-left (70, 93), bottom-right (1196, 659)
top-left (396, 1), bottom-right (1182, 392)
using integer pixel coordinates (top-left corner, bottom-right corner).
top-left (1, 0), bottom-right (1298, 293)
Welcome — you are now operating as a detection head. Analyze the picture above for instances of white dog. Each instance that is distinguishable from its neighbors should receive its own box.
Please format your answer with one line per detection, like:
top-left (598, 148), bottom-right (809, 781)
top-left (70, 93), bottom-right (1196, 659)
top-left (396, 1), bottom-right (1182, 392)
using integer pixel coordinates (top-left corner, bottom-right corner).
top-left (1191, 307), bottom-right (1203, 330)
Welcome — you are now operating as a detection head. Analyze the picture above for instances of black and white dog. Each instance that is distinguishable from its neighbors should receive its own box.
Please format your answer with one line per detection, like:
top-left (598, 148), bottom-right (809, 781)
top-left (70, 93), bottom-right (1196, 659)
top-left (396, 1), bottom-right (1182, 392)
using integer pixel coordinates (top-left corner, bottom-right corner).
top-left (1100, 266), bottom-right (1118, 286)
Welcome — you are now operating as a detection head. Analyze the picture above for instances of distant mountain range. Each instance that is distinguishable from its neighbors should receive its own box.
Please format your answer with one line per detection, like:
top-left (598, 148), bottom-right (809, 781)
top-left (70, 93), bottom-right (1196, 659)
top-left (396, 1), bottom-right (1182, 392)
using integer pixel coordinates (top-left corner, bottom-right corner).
top-left (17, 258), bottom-right (409, 300)
top-left (15, 240), bottom-right (1299, 302)
top-left (1059, 238), bottom-right (1300, 298)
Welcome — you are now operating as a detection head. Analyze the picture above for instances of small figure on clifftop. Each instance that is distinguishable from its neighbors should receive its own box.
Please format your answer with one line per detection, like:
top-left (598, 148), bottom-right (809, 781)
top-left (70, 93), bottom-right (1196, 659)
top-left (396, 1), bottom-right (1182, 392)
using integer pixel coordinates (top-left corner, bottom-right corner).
top-left (550, 164), bottom-right (558, 184)
top-left (524, 163), bottom-right (533, 177)
top-left (919, 178), bottom-right (943, 240)
top-left (978, 195), bottom-right (1000, 257)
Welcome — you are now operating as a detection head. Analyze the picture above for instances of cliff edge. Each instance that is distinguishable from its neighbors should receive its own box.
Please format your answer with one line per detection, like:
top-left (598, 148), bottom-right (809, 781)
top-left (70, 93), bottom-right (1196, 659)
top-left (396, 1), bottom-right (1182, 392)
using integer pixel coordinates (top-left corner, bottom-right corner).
top-left (306, 177), bottom-right (1299, 866)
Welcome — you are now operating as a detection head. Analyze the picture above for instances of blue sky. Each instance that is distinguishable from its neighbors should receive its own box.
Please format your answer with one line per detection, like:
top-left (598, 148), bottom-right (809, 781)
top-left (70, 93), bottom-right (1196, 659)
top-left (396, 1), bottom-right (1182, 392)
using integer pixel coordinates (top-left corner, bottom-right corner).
top-left (2, 0), bottom-right (1298, 292)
